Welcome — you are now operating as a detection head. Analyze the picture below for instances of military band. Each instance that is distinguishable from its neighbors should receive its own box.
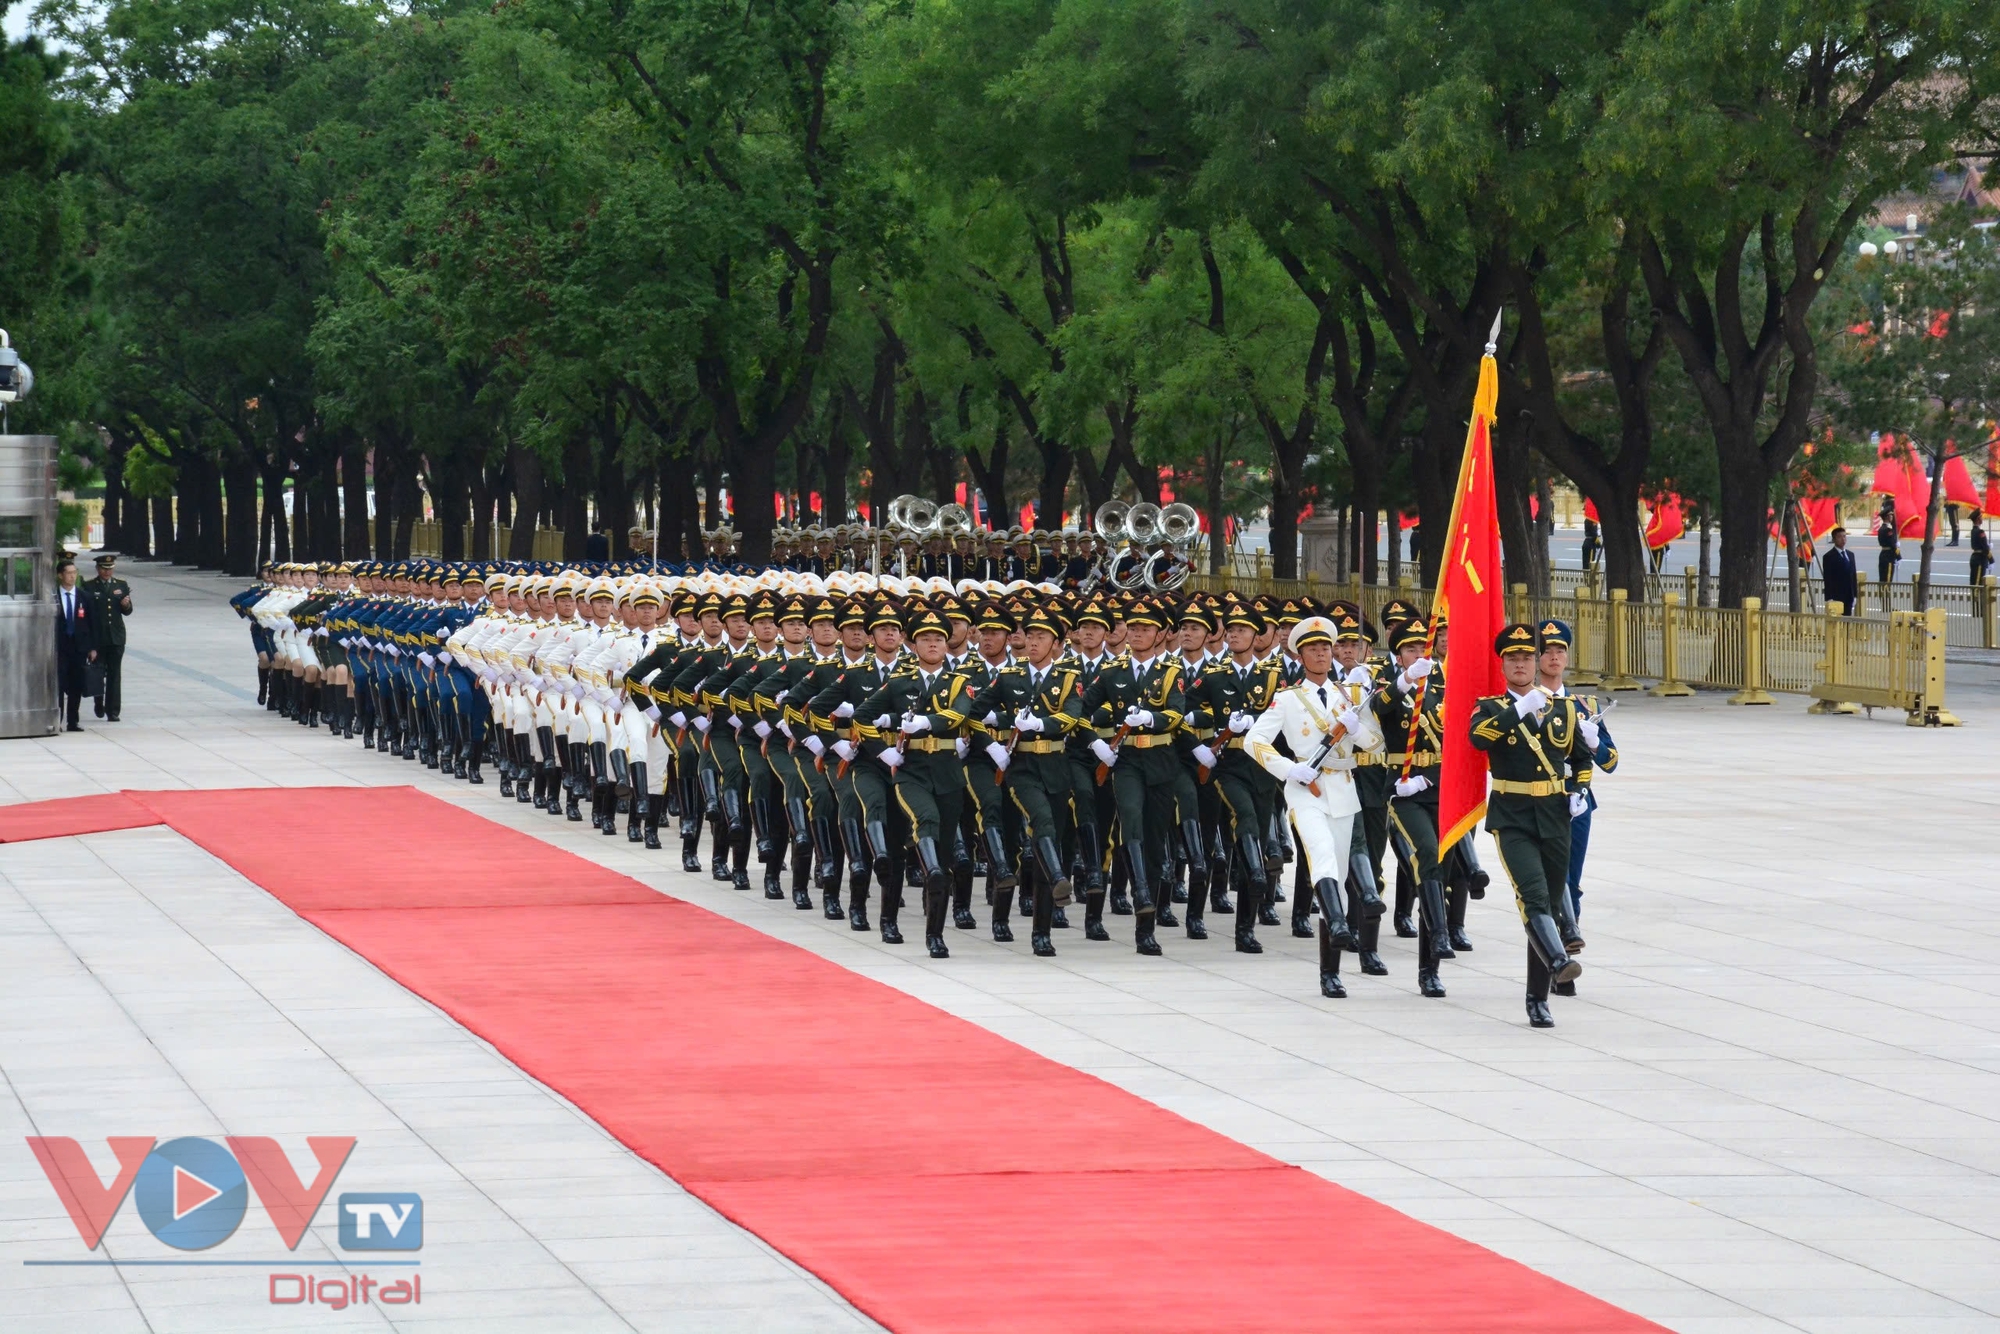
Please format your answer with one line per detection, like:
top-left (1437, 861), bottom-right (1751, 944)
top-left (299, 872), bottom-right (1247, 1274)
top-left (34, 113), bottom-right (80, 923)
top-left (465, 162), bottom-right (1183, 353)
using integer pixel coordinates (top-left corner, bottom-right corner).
top-left (231, 538), bottom-right (1618, 1028)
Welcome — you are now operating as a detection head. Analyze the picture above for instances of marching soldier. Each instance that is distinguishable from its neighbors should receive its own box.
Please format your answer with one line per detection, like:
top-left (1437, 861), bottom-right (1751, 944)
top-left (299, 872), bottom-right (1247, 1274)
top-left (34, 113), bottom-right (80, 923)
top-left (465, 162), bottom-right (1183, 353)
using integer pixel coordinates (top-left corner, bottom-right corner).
top-left (1469, 623), bottom-right (1594, 1028)
top-left (1186, 603), bottom-right (1285, 952)
top-left (967, 607), bottom-right (1090, 953)
top-left (1534, 617), bottom-right (1618, 998)
top-left (959, 602), bottom-right (1025, 940)
top-left (855, 608), bottom-right (968, 955)
top-left (1064, 599), bottom-right (1124, 918)
top-left (1085, 599), bottom-right (1188, 956)
top-left (1244, 615), bottom-right (1386, 997)
top-left (807, 603), bottom-right (912, 940)
top-left (1371, 618), bottom-right (1452, 998)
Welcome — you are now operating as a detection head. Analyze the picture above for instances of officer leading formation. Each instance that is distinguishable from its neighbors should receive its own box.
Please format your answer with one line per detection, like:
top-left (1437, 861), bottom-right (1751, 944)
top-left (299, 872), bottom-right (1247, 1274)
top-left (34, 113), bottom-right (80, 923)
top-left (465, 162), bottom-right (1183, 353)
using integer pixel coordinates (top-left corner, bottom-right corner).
top-left (230, 529), bottom-right (1616, 1029)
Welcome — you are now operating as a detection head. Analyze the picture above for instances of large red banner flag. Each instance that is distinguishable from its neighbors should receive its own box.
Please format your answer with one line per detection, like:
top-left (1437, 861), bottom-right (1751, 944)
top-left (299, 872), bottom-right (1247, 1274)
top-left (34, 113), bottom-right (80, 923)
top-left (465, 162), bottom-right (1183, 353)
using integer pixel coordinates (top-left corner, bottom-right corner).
top-left (1435, 329), bottom-right (1508, 856)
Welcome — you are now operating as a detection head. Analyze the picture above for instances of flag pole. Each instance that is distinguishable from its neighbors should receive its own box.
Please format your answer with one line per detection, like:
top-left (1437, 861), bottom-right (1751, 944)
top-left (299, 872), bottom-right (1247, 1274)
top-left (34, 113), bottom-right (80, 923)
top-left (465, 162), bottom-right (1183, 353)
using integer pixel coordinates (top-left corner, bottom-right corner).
top-left (1401, 308), bottom-right (1504, 785)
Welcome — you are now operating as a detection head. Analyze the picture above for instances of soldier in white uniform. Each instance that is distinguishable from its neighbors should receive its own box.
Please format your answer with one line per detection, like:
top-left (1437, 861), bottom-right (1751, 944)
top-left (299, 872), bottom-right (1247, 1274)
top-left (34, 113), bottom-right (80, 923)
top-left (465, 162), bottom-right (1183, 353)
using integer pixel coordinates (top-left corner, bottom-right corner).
top-left (1244, 614), bottom-right (1387, 997)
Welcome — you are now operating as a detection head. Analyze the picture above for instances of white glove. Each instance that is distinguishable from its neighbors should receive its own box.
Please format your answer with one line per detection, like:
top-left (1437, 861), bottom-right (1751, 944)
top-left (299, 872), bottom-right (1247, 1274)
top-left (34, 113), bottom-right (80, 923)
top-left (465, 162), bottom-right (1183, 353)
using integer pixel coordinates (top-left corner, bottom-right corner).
top-left (1569, 792), bottom-right (1590, 818)
top-left (778, 719), bottom-right (793, 739)
top-left (879, 749), bottom-right (904, 770)
top-left (754, 720), bottom-right (772, 739)
top-left (1228, 711), bottom-right (1253, 734)
top-left (668, 711), bottom-right (687, 729)
top-left (1579, 718), bottom-right (1601, 749)
top-left (1124, 707), bottom-right (1153, 728)
top-left (1395, 776), bottom-right (1430, 798)
top-left (438, 652), bottom-right (453, 667)
top-left (694, 716), bottom-right (711, 733)
top-left (1286, 762), bottom-right (1320, 784)
top-left (831, 739), bottom-right (854, 761)
top-left (1192, 743), bottom-right (1218, 769)
top-left (954, 737), bottom-right (968, 758)
top-left (1344, 665), bottom-right (1372, 686)
top-left (1515, 687), bottom-right (1549, 717)
top-left (644, 705), bottom-right (662, 723)
top-left (1336, 707), bottom-right (1361, 733)
top-left (803, 734), bottom-right (825, 757)
top-left (1090, 738), bottom-right (1118, 768)
top-left (874, 713), bottom-right (892, 728)
top-left (1014, 709), bottom-right (1043, 733)
top-left (834, 701), bottom-right (856, 719)
top-left (900, 714), bottom-right (930, 735)
top-left (983, 710), bottom-right (999, 725)
top-left (729, 715), bottom-right (742, 731)
top-left (1406, 657), bottom-right (1434, 680)
top-left (985, 741), bottom-right (1010, 769)
top-left (418, 652), bottom-right (435, 668)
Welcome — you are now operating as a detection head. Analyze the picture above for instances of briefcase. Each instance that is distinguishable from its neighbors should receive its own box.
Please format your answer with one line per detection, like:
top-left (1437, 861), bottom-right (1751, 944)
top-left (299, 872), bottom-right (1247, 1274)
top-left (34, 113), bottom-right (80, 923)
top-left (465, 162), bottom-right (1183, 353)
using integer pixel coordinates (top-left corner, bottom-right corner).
top-left (84, 660), bottom-right (106, 698)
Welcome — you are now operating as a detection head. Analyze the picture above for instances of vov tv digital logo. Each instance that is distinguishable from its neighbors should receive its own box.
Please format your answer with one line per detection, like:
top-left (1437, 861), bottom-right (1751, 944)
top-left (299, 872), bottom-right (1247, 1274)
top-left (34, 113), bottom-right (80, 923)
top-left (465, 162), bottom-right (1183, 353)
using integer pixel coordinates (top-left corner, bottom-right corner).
top-left (27, 1136), bottom-right (422, 1253)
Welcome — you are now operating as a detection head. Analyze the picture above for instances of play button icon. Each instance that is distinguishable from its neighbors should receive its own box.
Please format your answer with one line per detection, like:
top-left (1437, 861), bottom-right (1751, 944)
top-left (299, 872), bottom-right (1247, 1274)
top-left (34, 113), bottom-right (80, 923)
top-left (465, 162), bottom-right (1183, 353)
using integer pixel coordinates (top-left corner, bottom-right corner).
top-left (134, 1138), bottom-right (247, 1250)
top-left (173, 1165), bottom-right (222, 1220)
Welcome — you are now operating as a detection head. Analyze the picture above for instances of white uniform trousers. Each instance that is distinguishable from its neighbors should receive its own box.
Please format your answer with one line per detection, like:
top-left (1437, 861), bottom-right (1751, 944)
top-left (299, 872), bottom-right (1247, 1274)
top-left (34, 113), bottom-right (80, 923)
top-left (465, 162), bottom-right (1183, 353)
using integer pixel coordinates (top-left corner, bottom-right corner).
top-left (1282, 772), bottom-right (1360, 885)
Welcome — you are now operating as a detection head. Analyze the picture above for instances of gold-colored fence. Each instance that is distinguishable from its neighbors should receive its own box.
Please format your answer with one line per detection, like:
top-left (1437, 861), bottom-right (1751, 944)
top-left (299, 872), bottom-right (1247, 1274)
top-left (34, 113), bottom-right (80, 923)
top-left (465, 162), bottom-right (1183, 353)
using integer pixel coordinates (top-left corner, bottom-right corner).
top-left (1192, 569), bottom-right (1960, 727)
top-left (399, 521), bottom-right (566, 561)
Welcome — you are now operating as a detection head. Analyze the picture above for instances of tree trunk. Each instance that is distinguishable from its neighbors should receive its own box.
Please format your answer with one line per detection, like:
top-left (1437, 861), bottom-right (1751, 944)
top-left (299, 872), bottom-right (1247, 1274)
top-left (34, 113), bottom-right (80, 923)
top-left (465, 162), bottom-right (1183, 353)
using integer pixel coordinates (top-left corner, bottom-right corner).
top-left (508, 443), bottom-right (543, 561)
top-left (1916, 446), bottom-right (1947, 612)
top-left (150, 495), bottom-right (173, 562)
top-left (1697, 512), bottom-right (1713, 607)
top-left (1715, 443), bottom-right (1776, 609)
top-left (821, 413), bottom-right (852, 525)
top-left (560, 435), bottom-right (591, 561)
top-left (1204, 430), bottom-right (1227, 575)
top-left (431, 453), bottom-right (468, 560)
top-left (469, 458), bottom-right (496, 560)
top-left (392, 469), bottom-right (419, 559)
top-left (342, 435), bottom-right (370, 560)
top-left (313, 453), bottom-right (341, 561)
top-left (371, 442), bottom-right (399, 559)
top-left (223, 455), bottom-right (258, 577)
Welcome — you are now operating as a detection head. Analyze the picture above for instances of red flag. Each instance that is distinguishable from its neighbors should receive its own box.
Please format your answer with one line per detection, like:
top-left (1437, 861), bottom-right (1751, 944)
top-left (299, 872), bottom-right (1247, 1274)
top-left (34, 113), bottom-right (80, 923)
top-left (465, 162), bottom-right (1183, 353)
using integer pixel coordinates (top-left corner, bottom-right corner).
top-left (1436, 348), bottom-right (1507, 856)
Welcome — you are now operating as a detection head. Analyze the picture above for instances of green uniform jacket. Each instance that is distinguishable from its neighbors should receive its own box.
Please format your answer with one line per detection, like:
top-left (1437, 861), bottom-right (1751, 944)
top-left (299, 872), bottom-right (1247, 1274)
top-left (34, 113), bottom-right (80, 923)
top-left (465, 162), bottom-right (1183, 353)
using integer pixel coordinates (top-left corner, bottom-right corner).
top-left (1469, 692), bottom-right (1594, 838)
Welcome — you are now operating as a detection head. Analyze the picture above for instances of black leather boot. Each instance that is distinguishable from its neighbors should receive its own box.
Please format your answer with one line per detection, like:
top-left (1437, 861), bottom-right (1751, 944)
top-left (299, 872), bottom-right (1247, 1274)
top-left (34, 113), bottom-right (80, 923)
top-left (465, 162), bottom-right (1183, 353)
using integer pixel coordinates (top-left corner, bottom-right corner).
top-left (1108, 845), bottom-right (1133, 915)
top-left (1448, 881), bottom-right (1474, 953)
top-left (644, 803), bottom-right (663, 851)
top-left (1356, 897), bottom-right (1388, 975)
top-left (1128, 849), bottom-right (1162, 957)
top-left (1290, 873), bottom-right (1314, 937)
top-left (1082, 890), bottom-right (1109, 941)
top-left (681, 819), bottom-right (703, 871)
top-left (710, 810), bottom-right (733, 881)
top-left (498, 740), bottom-right (517, 798)
top-left (1184, 856), bottom-right (1207, 940)
top-left (951, 830), bottom-right (976, 929)
top-left (992, 852), bottom-right (1016, 943)
top-left (628, 763), bottom-right (650, 843)
top-left (866, 820), bottom-right (896, 889)
top-left (1417, 896), bottom-right (1447, 998)
top-left (1550, 880), bottom-right (1586, 955)
top-left (811, 815), bottom-right (842, 890)
top-left (517, 738), bottom-right (538, 804)
top-left (1419, 877), bottom-right (1455, 960)
top-left (916, 838), bottom-right (951, 957)
top-left (763, 834), bottom-right (786, 898)
top-left (731, 825), bottom-right (752, 891)
top-left (1210, 833), bottom-right (1234, 913)
top-left (1179, 819), bottom-right (1208, 912)
top-left (720, 786), bottom-right (748, 838)
top-left (1029, 861), bottom-right (1056, 957)
top-left (879, 869), bottom-right (905, 945)
top-left (564, 753), bottom-right (585, 822)
top-left (848, 864), bottom-right (872, 933)
top-left (790, 832), bottom-right (814, 909)
top-left (1314, 877), bottom-right (1359, 951)
top-left (1526, 945), bottom-right (1554, 1026)
top-left (1526, 913), bottom-right (1580, 986)
top-left (1318, 918), bottom-right (1346, 998)
top-left (1392, 861), bottom-right (1417, 938)
top-left (750, 792), bottom-right (776, 862)
top-left (1234, 860), bottom-right (1265, 953)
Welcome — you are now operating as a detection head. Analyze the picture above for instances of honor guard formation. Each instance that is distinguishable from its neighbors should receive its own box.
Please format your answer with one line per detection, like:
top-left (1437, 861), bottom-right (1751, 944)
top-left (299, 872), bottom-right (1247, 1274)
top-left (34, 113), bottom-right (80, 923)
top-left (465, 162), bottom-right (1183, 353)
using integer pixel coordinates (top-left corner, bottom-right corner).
top-left (230, 522), bottom-right (1618, 1029)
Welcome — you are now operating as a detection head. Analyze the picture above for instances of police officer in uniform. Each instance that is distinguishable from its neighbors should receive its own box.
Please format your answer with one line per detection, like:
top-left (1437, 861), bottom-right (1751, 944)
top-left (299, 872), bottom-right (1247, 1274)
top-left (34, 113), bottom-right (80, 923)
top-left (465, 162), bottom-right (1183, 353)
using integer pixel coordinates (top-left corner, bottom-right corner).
top-left (81, 553), bottom-right (134, 720)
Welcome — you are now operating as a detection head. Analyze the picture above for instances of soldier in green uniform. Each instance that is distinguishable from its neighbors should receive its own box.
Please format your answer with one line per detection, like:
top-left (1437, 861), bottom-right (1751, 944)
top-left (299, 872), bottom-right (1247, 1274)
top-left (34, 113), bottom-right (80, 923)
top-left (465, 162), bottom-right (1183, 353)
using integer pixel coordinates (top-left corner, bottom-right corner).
top-left (855, 609), bottom-right (969, 958)
top-left (80, 553), bottom-right (134, 721)
top-left (1087, 599), bottom-right (1189, 957)
top-left (1371, 618), bottom-right (1452, 999)
top-left (745, 596), bottom-right (820, 907)
top-left (1063, 598), bottom-right (1123, 918)
top-left (958, 602), bottom-right (1024, 940)
top-left (788, 599), bottom-right (873, 920)
top-left (1185, 603), bottom-right (1285, 953)
top-left (967, 607), bottom-right (1090, 954)
top-left (1469, 623), bottom-right (1593, 1028)
top-left (808, 602), bottom-right (911, 940)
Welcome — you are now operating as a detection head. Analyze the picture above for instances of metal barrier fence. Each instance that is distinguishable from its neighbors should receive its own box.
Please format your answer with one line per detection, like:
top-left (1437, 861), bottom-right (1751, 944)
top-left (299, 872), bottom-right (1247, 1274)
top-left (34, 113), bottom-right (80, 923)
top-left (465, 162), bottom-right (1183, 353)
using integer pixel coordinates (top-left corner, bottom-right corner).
top-left (1186, 569), bottom-right (1958, 725)
top-left (398, 521), bottom-right (567, 562)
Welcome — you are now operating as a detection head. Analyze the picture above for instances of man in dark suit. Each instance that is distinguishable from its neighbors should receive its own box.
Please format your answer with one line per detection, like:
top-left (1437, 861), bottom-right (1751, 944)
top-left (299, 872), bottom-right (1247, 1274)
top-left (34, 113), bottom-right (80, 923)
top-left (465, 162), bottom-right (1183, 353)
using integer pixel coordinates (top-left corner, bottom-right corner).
top-left (1822, 526), bottom-right (1859, 616)
top-left (54, 557), bottom-right (93, 731)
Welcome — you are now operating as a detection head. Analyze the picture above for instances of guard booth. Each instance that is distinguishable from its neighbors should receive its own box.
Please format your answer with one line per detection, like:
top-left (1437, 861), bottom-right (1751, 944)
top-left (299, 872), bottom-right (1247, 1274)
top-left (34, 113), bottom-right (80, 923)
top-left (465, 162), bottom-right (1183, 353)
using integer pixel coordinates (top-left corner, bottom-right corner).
top-left (0, 435), bottom-right (58, 737)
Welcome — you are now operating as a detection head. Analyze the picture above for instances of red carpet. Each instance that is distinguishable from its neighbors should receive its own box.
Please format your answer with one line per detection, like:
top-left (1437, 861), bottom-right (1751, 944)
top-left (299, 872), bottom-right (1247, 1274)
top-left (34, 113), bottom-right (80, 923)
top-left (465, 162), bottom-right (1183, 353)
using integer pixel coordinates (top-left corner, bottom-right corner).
top-left (0, 792), bottom-right (162, 842)
top-left (9, 787), bottom-right (1665, 1333)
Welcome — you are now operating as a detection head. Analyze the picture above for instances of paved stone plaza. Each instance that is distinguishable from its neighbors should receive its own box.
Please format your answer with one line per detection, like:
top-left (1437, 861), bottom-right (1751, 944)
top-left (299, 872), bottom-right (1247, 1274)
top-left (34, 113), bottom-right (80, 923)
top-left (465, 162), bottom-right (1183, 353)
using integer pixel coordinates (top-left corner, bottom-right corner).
top-left (4, 562), bottom-right (1999, 1333)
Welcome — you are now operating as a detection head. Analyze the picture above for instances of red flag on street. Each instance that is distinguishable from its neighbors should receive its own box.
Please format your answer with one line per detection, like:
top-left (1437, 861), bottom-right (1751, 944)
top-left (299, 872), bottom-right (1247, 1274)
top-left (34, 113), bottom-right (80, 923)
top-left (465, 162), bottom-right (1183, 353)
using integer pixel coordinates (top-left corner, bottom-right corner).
top-left (1435, 338), bottom-right (1507, 856)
